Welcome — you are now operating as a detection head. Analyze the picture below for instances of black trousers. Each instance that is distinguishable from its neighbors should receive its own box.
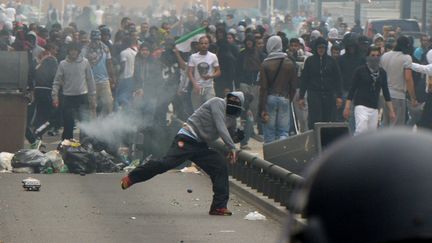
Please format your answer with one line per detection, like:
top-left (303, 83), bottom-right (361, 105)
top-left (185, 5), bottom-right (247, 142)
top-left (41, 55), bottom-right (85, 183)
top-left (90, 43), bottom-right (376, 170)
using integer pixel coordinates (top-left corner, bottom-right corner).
top-left (418, 93), bottom-right (432, 129)
top-left (33, 88), bottom-right (54, 135)
top-left (62, 94), bottom-right (90, 140)
top-left (128, 134), bottom-right (229, 210)
top-left (307, 90), bottom-right (337, 129)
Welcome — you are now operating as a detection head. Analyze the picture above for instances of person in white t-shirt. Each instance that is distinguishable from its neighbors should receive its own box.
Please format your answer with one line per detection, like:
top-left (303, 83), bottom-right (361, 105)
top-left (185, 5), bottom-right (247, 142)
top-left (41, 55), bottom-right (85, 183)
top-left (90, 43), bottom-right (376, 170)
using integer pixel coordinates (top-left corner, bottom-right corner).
top-left (94, 6), bottom-right (104, 26)
top-left (188, 35), bottom-right (221, 110)
top-left (115, 36), bottom-right (137, 110)
top-left (380, 36), bottom-right (418, 126)
top-left (4, 7), bottom-right (15, 22)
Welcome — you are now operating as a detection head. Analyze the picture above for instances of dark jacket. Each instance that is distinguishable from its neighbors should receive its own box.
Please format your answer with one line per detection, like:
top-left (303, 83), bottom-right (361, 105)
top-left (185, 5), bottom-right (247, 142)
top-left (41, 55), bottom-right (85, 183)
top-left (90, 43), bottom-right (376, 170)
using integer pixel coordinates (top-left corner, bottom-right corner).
top-left (34, 56), bottom-right (58, 89)
top-left (347, 66), bottom-right (391, 109)
top-left (237, 45), bottom-right (265, 86)
top-left (300, 54), bottom-right (343, 99)
top-left (338, 38), bottom-right (365, 92)
top-left (133, 55), bottom-right (162, 91)
top-left (258, 56), bottom-right (297, 114)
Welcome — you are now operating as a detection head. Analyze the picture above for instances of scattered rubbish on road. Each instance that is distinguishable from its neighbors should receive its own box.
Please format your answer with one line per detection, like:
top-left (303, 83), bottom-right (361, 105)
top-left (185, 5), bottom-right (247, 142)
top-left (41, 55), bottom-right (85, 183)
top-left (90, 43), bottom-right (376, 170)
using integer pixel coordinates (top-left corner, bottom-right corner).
top-left (13, 167), bottom-right (34, 173)
top-left (244, 211), bottom-right (267, 221)
top-left (22, 177), bottom-right (41, 191)
top-left (45, 150), bottom-right (66, 173)
top-left (0, 152), bottom-right (13, 173)
top-left (12, 149), bottom-right (49, 170)
top-left (220, 230), bottom-right (235, 233)
top-left (60, 139), bottom-right (123, 174)
top-left (187, 189), bottom-right (193, 193)
top-left (130, 216), bottom-right (136, 220)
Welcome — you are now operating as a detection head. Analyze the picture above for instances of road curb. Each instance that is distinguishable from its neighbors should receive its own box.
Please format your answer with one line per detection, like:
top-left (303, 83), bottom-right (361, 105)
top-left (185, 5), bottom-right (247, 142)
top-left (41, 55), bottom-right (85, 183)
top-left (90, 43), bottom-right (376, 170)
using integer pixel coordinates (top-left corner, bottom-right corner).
top-left (229, 177), bottom-right (289, 224)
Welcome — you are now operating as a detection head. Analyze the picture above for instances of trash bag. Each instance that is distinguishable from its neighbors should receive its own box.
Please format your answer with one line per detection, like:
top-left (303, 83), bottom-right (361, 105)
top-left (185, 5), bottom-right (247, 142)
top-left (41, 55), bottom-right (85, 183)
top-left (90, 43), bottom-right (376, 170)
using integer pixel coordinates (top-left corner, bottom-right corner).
top-left (60, 144), bottom-right (96, 174)
top-left (94, 151), bottom-right (122, 173)
top-left (13, 167), bottom-right (34, 173)
top-left (45, 150), bottom-right (65, 173)
top-left (0, 152), bottom-right (14, 172)
top-left (11, 149), bottom-right (50, 169)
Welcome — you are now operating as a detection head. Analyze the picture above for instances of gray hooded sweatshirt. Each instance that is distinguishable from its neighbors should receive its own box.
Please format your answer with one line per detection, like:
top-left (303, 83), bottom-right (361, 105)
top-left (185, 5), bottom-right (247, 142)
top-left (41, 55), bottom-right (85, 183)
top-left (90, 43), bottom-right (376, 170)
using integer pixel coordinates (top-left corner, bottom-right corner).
top-left (265, 35), bottom-right (287, 61)
top-left (187, 91), bottom-right (244, 150)
top-left (52, 55), bottom-right (96, 101)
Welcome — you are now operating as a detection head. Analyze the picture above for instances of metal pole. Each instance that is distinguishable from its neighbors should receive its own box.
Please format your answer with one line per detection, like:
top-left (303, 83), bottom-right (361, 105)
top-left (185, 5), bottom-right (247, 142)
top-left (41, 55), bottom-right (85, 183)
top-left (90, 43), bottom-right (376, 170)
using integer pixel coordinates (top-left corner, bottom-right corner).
top-left (316, 0), bottom-right (322, 22)
top-left (270, 0), bottom-right (274, 16)
top-left (400, 0), bottom-right (411, 19)
top-left (422, 0), bottom-right (427, 32)
top-left (267, 0), bottom-right (270, 17)
top-left (61, 0), bottom-right (65, 26)
top-left (292, 0), bottom-right (298, 14)
top-left (38, 0), bottom-right (42, 23)
top-left (354, 1), bottom-right (361, 24)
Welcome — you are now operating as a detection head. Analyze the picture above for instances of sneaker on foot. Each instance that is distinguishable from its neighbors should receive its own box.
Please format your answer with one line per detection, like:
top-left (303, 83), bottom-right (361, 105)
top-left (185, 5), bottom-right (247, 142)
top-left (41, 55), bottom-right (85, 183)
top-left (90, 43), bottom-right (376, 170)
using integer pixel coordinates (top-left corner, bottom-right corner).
top-left (30, 139), bottom-right (42, 150)
top-left (121, 175), bottom-right (133, 190)
top-left (209, 208), bottom-right (232, 216)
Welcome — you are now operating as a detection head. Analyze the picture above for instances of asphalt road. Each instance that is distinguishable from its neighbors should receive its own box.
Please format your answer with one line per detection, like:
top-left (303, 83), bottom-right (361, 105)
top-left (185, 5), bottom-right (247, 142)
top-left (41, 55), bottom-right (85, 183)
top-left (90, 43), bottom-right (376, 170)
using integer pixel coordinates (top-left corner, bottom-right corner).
top-left (0, 172), bottom-right (283, 243)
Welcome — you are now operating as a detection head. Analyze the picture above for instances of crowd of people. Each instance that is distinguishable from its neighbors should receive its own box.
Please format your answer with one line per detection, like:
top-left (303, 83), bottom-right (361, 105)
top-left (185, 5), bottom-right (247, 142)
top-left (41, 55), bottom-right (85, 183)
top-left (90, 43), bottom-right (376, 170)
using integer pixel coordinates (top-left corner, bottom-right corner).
top-left (2, 0), bottom-right (432, 221)
top-left (0, 1), bottom-right (432, 149)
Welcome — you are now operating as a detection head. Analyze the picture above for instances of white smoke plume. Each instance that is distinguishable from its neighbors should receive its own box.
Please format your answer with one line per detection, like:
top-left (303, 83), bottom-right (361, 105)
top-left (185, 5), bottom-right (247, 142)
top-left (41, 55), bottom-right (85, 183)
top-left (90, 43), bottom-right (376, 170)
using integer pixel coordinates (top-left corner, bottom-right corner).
top-left (78, 99), bottom-right (158, 147)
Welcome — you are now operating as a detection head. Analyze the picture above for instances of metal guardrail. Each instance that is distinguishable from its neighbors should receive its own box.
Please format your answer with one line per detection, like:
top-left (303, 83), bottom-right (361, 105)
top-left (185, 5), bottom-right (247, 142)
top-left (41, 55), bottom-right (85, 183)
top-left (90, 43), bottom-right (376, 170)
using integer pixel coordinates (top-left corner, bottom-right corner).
top-left (170, 117), bottom-right (304, 210)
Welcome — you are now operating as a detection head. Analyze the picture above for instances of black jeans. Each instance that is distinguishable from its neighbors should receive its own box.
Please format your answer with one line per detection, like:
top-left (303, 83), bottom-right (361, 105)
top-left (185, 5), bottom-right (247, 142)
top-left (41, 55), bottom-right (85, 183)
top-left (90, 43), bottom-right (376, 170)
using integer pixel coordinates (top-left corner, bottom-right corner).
top-left (418, 93), bottom-right (432, 129)
top-left (33, 88), bottom-right (55, 135)
top-left (62, 94), bottom-right (90, 140)
top-left (129, 134), bottom-right (229, 210)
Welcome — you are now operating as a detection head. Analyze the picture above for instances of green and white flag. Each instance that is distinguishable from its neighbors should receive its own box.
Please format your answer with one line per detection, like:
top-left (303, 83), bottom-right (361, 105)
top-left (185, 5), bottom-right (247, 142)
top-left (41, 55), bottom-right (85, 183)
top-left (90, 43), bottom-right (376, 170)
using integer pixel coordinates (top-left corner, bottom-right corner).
top-left (175, 27), bottom-right (207, 52)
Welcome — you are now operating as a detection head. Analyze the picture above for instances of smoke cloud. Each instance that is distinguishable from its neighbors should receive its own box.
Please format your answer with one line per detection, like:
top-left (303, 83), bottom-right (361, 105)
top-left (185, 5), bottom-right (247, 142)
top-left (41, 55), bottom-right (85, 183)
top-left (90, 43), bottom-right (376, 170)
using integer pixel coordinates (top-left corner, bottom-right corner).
top-left (78, 98), bottom-right (160, 148)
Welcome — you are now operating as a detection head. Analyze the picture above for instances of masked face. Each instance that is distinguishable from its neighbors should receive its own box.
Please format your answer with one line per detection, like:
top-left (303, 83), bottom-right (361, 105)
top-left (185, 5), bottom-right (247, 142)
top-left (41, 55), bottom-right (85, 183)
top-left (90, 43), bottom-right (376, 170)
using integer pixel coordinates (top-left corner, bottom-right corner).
top-left (226, 98), bottom-right (242, 117)
top-left (366, 51), bottom-right (381, 72)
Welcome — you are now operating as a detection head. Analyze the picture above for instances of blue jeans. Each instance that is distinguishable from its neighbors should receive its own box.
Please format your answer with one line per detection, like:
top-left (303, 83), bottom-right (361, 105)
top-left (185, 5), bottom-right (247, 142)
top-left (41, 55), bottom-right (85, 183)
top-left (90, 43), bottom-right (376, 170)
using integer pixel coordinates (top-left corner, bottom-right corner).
top-left (263, 95), bottom-right (291, 143)
top-left (114, 77), bottom-right (134, 110)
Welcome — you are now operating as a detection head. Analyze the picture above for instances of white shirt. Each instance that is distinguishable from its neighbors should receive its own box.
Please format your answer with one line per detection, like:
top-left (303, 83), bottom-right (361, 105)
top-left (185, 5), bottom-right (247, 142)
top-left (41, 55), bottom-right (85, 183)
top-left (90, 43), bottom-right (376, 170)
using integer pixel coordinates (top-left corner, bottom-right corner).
top-left (381, 51), bottom-right (412, 99)
top-left (94, 9), bottom-right (104, 26)
top-left (5, 8), bottom-right (15, 22)
top-left (120, 47), bottom-right (137, 79)
top-left (188, 51), bottom-right (219, 88)
top-left (411, 63), bottom-right (432, 93)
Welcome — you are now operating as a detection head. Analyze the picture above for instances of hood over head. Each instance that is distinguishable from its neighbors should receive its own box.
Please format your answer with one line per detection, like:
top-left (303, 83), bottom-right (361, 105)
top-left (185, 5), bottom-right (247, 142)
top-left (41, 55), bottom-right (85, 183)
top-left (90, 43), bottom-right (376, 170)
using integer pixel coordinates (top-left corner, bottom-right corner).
top-left (310, 30), bottom-right (321, 40)
top-left (266, 35), bottom-right (283, 54)
top-left (314, 36), bottom-right (328, 48)
top-left (328, 28), bottom-right (338, 39)
top-left (373, 33), bottom-right (384, 42)
top-left (226, 91), bottom-right (244, 107)
top-left (312, 37), bottom-right (328, 55)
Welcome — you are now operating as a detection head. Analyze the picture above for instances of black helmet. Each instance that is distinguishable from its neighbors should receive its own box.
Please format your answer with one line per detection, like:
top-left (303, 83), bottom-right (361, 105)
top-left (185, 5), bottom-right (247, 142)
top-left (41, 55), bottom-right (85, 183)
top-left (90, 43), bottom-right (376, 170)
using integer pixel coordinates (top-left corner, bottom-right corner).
top-left (289, 129), bottom-right (432, 243)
